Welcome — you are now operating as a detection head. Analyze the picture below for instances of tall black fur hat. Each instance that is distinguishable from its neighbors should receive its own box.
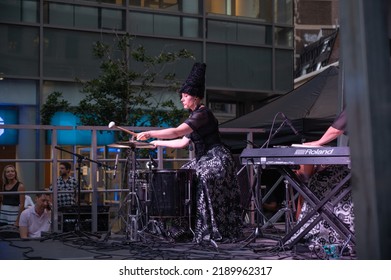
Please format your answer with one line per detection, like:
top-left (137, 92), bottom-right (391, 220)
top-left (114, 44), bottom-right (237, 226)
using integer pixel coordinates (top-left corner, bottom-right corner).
top-left (178, 62), bottom-right (206, 98)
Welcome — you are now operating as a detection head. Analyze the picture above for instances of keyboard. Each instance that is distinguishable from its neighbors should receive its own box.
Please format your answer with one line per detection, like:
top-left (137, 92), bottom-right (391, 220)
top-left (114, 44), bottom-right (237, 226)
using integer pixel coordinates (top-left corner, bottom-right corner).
top-left (240, 146), bottom-right (350, 165)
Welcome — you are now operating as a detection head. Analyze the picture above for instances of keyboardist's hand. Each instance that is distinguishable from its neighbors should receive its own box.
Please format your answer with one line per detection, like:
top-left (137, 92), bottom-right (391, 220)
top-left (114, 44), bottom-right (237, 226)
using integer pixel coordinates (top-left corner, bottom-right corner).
top-left (302, 141), bottom-right (323, 146)
top-left (291, 143), bottom-right (322, 148)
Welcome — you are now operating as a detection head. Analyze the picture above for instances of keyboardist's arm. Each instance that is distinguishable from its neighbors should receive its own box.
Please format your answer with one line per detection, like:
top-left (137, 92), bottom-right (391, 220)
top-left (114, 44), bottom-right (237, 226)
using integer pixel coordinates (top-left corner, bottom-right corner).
top-left (304, 126), bottom-right (344, 146)
top-left (305, 108), bottom-right (347, 146)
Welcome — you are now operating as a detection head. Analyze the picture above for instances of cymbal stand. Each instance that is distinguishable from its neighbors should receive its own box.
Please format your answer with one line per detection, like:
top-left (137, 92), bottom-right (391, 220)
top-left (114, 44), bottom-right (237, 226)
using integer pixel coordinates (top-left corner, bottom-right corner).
top-left (124, 145), bottom-right (143, 241)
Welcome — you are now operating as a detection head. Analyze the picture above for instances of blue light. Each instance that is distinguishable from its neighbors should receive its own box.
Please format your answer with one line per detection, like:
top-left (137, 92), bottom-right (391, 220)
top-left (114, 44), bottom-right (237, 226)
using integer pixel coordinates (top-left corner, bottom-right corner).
top-left (0, 107), bottom-right (18, 145)
top-left (47, 112), bottom-right (114, 145)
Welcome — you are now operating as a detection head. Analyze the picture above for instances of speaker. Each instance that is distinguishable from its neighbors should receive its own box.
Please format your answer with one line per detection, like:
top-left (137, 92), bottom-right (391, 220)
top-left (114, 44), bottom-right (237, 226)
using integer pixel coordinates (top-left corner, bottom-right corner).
top-left (58, 206), bottom-right (109, 232)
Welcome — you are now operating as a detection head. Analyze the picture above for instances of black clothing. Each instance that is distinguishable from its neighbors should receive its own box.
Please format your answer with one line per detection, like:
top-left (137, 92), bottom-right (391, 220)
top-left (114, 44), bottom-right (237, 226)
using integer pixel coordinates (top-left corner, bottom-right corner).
top-left (181, 105), bottom-right (243, 242)
top-left (2, 182), bottom-right (20, 206)
top-left (332, 108), bottom-right (347, 132)
top-left (184, 106), bottom-right (221, 160)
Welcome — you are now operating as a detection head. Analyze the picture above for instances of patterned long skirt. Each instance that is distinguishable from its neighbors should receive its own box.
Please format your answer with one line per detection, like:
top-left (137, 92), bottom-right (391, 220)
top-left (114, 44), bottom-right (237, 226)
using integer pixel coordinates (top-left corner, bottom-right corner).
top-left (287, 165), bottom-right (354, 247)
top-left (182, 145), bottom-right (243, 243)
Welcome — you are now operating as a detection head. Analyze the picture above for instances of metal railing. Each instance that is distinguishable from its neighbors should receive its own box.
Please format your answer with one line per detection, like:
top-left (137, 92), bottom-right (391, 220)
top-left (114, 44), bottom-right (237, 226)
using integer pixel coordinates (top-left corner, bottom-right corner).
top-left (0, 124), bottom-right (264, 233)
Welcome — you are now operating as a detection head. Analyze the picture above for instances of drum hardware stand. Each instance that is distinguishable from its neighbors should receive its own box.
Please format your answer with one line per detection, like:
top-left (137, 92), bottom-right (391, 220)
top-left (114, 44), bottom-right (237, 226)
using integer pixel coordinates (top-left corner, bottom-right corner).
top-left (182, 170), bottom-right (196, 238)
top-left (140, 157), bottom-right (167, 238)
top-left (177, 169), bottom-right (196, 239)
top-left (103, 139), bottom-right (155, 242)
top-left (42, 146), bottom-right (111, 241)
top-left (261, 179), bottom-right (297, 234)
top-left (124, 145), bottom-right (144, 242)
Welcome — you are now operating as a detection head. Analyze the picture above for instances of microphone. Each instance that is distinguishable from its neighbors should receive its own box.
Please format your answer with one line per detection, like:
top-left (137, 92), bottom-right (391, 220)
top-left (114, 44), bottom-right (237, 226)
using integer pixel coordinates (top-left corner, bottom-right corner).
top-left (281, 113), bottom-right (299, 136)
top-left (113, 153), bottom-right (119, 179)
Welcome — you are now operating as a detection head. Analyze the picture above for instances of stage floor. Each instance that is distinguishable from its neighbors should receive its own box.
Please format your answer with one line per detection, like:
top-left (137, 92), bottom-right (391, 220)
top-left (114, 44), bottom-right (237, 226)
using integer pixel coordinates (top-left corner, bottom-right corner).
top-left (0, 224), bottom-right (356, 260)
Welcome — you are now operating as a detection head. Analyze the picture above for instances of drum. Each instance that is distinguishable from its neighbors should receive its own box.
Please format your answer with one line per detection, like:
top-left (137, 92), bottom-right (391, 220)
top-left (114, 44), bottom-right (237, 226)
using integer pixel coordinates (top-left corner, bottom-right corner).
top-left (128, 170), bottom-right (150, 201)
top-left (148, 169), bottom-right (196, 218)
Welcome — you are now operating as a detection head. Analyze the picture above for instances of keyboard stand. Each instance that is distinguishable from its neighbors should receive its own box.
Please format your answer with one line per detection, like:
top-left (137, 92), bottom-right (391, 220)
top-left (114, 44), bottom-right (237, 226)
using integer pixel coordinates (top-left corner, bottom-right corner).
top-left (276, 166), bottom-right (355, 249)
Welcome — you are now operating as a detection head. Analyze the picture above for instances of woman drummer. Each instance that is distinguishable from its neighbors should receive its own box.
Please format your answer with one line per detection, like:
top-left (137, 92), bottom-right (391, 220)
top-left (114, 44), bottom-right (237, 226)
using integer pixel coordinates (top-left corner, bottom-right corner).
top-left (137, 63), bottom-right (243, 243)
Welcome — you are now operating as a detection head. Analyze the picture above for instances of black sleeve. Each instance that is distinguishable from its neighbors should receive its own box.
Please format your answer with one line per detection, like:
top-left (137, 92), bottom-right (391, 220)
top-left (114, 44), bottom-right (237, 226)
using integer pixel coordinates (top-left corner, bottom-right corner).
top-left (184, 110), bottom-right (208, 131)
top-left (331, 109), bottom-right (347, 131)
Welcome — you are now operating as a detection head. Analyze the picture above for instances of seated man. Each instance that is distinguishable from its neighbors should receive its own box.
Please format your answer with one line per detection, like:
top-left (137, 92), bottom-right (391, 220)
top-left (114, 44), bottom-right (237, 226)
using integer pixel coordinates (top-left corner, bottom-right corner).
top-left (19, 190), bottom-right (52, 238)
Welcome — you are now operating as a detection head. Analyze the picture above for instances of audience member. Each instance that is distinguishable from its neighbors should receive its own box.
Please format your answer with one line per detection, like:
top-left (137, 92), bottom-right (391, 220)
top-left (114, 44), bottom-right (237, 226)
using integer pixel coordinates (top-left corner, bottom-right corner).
top-left (50, 162), bottom-right (77, 207)
top-left (0, 165), bottom-right (25, 226)
top-left (19, 190), bottom-right (52, 238)
top-left (24, 195), bottom-right (34, 209)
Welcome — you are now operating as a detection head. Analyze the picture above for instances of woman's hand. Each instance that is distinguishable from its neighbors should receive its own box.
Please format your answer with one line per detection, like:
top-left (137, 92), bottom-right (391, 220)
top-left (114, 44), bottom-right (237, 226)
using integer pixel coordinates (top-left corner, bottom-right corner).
top-left (150, 140), bottom-right (159, 147)
top-left (137, 131), bottom-right (151, 141)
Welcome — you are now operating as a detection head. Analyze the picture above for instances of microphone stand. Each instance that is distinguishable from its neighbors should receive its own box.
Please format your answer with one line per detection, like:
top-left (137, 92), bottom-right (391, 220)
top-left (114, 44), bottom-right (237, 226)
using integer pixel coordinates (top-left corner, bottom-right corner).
top-left (243, 120), bottom-right (289, 246)
top-left (42, 146), bottom-right (112, 241)
top-left (261, 120), bottom-right (288, 149)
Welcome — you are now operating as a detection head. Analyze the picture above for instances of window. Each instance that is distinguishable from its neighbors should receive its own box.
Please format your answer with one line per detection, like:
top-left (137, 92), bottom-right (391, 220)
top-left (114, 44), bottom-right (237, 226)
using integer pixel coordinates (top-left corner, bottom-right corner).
top-left (274, 0), bottom-right (292, 24)
top-left (129, 12), bottom-right (201, 38)
top-left (154, 14), bottom-right (180, 37)
top-left (209, 102), bottom-right (237, 123)
top-left (43, 29), bottom-right (113, 79)
top-left (85, 0), bottom-right (125, 5)
top-left (129, 0), bottom-right (199, 14)
top-left (205, 0), bottom-right (273, 22)
top-left (275, 49), bottom-right (293, 92)
top-left (43, 2), bottom-right (124, 31)
top-left (102, 8), bottom-right (125, 30)
top-left (274, 26), bottom-right (293, 47)
top-left (0, 0), bottom-right (38, 23)
top-left (207, 20), bottom-right (272, 45)
top-left (44, 3), bottom-right (74, 27)
top-left (206, 43), bottom-right (272, 91)
top-left (0, 24), bottom-right (39, 76)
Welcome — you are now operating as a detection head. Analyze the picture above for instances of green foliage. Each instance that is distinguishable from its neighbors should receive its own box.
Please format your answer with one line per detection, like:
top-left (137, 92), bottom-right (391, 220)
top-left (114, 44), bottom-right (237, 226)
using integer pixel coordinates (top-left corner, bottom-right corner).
top-left (73, 33), bottom-right (194, 131)
top-left (40, 91), bottom-right (72, 125)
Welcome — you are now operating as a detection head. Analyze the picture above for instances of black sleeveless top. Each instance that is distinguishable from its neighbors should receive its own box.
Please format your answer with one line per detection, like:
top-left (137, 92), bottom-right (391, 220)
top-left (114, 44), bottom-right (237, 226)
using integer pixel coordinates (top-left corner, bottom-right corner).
top-left (184, 106), bottom-right (221, 160)
top-left (2, 182), bottom-right (20, 206)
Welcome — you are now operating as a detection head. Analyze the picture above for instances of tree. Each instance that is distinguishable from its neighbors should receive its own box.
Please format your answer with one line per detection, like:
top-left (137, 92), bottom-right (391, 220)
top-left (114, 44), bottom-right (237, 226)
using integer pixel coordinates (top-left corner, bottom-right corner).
top-left (42, 33), bottom-right (195, 135)
top-left (40, 91), bottom-right (71, 125)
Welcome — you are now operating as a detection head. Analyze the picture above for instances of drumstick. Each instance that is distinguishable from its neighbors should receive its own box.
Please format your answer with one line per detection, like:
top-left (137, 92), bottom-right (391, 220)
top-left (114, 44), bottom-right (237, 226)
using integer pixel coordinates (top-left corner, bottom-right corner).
top-left (108, 121), bottom-right (138, 137)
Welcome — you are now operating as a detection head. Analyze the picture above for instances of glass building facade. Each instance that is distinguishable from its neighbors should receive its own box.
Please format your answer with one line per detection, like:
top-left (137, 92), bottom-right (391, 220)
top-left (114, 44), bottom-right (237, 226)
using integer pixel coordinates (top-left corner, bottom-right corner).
top-left (0, 0), bottom-right (294, 207)
top-left (0, 0), bottom-right (294, 124)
